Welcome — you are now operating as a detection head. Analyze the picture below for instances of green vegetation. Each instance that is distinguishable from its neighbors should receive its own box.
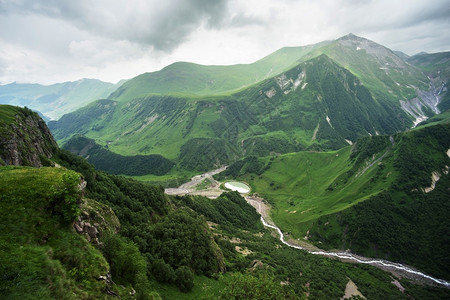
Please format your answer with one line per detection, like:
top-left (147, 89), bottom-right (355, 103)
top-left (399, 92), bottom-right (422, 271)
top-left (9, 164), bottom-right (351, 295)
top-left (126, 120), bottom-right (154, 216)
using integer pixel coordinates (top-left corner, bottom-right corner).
top-left (0, 103), bottom-right (25, 125)
top-left (174, 191), bottom-right (448, 299)
top-left (0, 166), bottom-right (112, 298)
top-left (309, 124), bottom-right (450, 279)
top-left (222, 146), bottom-right (378, 234)
top-left (2, 147), bottom-right (449, 298)
top-left (0, 105), bottom-right (59, 168)
top-left (174, 191), bottom-right (262, 231)
top-left (227, 123), bottom-right (450, 280)
top-left (50, 53), bottom-right (409, 174)
top-left (109, 43), bottom-right (328, 101)
top-left (62, 135), bottom-right (175, 176)
top-left (54, 149), bottom-right (224, 294)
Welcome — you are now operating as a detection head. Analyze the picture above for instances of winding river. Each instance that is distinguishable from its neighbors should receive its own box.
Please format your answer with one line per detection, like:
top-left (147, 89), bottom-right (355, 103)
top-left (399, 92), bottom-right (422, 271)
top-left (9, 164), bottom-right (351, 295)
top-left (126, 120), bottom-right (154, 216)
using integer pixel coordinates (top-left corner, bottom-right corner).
top-left (166, 167), bottom-right (450, 288)
top-left (260, 216), bottom-right (450, 287)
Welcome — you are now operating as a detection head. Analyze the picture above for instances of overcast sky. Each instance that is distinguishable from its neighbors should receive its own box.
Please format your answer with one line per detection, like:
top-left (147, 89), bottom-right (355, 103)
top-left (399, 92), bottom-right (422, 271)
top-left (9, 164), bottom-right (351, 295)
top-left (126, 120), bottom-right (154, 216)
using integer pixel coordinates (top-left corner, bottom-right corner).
top-left (1, 0), bottom-right (449, 85)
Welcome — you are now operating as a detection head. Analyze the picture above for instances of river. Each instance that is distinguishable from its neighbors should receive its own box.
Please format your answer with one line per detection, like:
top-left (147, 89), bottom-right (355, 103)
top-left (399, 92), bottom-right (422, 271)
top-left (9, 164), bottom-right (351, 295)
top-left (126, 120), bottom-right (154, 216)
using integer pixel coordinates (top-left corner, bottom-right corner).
top-left (260, 216), bottom-right (449, 287)
top-left (166, 167), bottom-right (450, 288)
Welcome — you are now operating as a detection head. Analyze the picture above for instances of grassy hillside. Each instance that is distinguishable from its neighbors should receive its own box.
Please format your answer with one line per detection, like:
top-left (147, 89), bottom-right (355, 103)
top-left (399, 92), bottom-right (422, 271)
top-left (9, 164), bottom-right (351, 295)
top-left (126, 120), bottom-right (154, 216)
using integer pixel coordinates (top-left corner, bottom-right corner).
top-left (50, 54), bottom-right (409, 175)
top-left (0, 166), bottom-right (114, 298)
top-left (62, 135), bottom-right (175, 176)
top-left (0, 105), bottom-right (58, 167)
top-left (303, 34), bottom-right (429, 102)
top-left (218, 143), bottom-right (393, 235)
top-left (2, 103), bottom-right (449, 298)
top-left (308, 123), bottom-right (450, 279)
top-left (109, 42), bottom-right (329, 101)
top-left (223, 123), bottom-right (450, 280)
top-left (0, 79), bottom-right (124, 120)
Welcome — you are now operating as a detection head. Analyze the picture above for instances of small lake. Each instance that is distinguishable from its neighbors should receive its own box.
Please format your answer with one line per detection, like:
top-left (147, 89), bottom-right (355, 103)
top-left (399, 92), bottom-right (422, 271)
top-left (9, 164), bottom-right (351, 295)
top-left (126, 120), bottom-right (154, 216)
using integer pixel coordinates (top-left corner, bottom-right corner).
top-left (224, 181), bottom-right (251, 194)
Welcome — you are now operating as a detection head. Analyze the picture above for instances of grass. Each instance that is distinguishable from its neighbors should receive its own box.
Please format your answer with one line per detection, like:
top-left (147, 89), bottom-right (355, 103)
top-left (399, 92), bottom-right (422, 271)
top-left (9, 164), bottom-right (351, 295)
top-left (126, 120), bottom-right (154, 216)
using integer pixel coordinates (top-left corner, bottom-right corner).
top-left (109, 44), bottom-right (327, 102)
top-left (0, 104), bottom-right (20, 125)
top-left (0, 166), bottom-right (113, 299)
top-left (126, 166), bottom-right (197, 187)
top-left (150, 274), bottom-right (229, 300)
top-left (238, 145), bottom-right (397, 238)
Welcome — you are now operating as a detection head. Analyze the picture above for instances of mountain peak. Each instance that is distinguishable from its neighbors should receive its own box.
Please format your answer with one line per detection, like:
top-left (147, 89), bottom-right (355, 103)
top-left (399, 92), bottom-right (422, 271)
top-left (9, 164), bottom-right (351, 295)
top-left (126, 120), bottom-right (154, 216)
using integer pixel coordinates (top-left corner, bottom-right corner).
top-left (337, 33), bottom-right (368, 42)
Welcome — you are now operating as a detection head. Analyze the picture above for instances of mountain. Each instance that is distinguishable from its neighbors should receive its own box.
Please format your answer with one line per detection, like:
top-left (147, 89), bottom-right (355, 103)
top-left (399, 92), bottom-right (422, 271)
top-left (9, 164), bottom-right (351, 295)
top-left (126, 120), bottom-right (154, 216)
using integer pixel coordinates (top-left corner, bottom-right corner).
top-left (407, 51), bottom-right (450, 113)
top-left (0, 104), bottom-right (58, 166)
top-left (108, 41), bottom-right (329, 101)
top-left (394, 50), bottom-right (410, 60)
top-left (300, 34), bottom-right (442, 125)
top-left (3, 104), bottom-right (449, 299)
top-left (46, 34), bottom-right (449, 177)
top-left (222, 122), bottom-right (450, 280)
top-left (0, 78), bottom-right (125, 120)
top-left (49, 51), bottom-right (413, 173)
top-left (62, 134), bottom-right (175, 176)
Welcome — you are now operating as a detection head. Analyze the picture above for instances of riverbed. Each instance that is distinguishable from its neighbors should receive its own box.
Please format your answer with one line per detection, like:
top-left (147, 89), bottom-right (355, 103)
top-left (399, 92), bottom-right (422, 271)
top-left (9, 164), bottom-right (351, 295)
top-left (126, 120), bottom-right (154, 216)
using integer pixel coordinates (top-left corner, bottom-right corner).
top-left (165, 167), bottom-right (450, 288)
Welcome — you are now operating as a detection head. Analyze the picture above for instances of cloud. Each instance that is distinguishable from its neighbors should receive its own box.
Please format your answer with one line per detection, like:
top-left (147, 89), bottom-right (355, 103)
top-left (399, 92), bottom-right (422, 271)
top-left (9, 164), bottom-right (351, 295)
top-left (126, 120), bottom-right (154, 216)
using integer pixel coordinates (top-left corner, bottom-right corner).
top-left (0, 0), bottom-right (229, 51)
top-left (0, 0), bottom-right (449, 84)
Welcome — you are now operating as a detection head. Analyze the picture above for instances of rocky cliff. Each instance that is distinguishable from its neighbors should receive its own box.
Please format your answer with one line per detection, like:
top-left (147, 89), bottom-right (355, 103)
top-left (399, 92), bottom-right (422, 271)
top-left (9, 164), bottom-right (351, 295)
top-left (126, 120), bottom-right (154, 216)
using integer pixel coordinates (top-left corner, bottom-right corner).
top-left (0, 105), bottom-right (58, 167)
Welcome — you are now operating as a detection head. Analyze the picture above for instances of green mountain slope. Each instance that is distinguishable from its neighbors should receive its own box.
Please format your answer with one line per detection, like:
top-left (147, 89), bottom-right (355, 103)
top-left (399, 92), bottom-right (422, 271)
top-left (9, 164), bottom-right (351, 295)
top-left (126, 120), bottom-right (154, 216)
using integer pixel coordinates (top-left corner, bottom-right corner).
top-left (50, 54), bottom-right (409, 173)
top-left (407, 51), bottom-right (450, 112)
top-left (108, 42), bottom-right (329, 101)
top-left (223, 123), bottom-right (450, 280)
top-left (2, 104), bottom-right (450, 299)
top-left (0, 166), bottom-right (116, 298)
top-left (62, 135), bottom-right (175, 176)
top-left (302, 34), bottom-right (440, 125)
top-left (0, 79), bottom-right (124, 120)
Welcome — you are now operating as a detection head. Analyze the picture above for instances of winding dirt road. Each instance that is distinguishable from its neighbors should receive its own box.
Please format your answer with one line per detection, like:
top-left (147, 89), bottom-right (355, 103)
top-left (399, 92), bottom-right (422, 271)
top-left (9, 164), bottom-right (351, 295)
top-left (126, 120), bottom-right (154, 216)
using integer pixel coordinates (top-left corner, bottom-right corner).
top-left (164, 166), bottom-right (227, 198)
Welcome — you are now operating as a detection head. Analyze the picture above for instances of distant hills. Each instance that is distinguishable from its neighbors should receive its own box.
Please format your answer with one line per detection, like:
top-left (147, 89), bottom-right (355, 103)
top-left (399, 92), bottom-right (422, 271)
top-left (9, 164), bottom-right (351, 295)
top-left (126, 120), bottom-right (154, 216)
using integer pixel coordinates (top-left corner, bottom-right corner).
top-left (48, 34), bottom-right (449, 175)
top-left (108, 41), bottom-right (330, 101)
top-left (0, 78), bottom-right (125, 120)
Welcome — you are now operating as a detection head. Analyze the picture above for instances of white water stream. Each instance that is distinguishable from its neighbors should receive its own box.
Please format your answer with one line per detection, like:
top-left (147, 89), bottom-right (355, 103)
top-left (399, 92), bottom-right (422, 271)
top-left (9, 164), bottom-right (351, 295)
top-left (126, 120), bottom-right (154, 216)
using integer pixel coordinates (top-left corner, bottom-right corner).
top-left (260, 216), bottom-right (450, 287)
top-left (167, 167), bottom-right (450, 288)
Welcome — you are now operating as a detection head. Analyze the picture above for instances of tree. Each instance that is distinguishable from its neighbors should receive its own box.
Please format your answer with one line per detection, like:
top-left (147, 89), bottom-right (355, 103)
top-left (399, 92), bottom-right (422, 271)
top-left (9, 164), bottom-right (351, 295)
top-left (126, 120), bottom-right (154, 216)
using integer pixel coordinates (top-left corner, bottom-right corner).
top-left (174, 266), bottom-right (194, 292)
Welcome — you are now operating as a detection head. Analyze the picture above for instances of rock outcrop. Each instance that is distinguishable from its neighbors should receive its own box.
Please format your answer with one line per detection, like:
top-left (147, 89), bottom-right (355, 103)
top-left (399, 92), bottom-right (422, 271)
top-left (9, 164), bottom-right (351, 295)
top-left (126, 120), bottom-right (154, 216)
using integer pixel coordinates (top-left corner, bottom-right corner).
top-left (0, 105), bottom-right (58, 167)
top-left (73, 197), bottom-right (121, 245)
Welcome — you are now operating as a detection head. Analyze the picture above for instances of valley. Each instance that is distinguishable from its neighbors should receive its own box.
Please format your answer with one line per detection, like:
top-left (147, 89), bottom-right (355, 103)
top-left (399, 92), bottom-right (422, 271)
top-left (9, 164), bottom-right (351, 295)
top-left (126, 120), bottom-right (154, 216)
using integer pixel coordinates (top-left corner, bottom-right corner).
top-left (1, 31), bottom-right (450, 299)
top-left (163, 164), bottom-right (450, 288)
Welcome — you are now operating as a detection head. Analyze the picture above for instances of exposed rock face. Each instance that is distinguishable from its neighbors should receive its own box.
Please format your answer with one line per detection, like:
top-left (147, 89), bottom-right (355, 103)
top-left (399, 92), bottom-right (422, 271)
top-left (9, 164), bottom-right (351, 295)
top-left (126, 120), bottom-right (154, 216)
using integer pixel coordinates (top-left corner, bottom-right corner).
top-left (73, 197), bottom-right (121, 245)
top-left (0, 106), bottom-right (58, 167)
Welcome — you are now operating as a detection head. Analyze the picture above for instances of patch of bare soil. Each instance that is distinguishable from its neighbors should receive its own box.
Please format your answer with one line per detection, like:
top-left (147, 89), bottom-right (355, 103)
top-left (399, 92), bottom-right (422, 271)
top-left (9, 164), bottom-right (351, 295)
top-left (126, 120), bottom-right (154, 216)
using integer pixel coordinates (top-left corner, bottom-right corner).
top-left (340, 279), bottom-right (365, 299)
